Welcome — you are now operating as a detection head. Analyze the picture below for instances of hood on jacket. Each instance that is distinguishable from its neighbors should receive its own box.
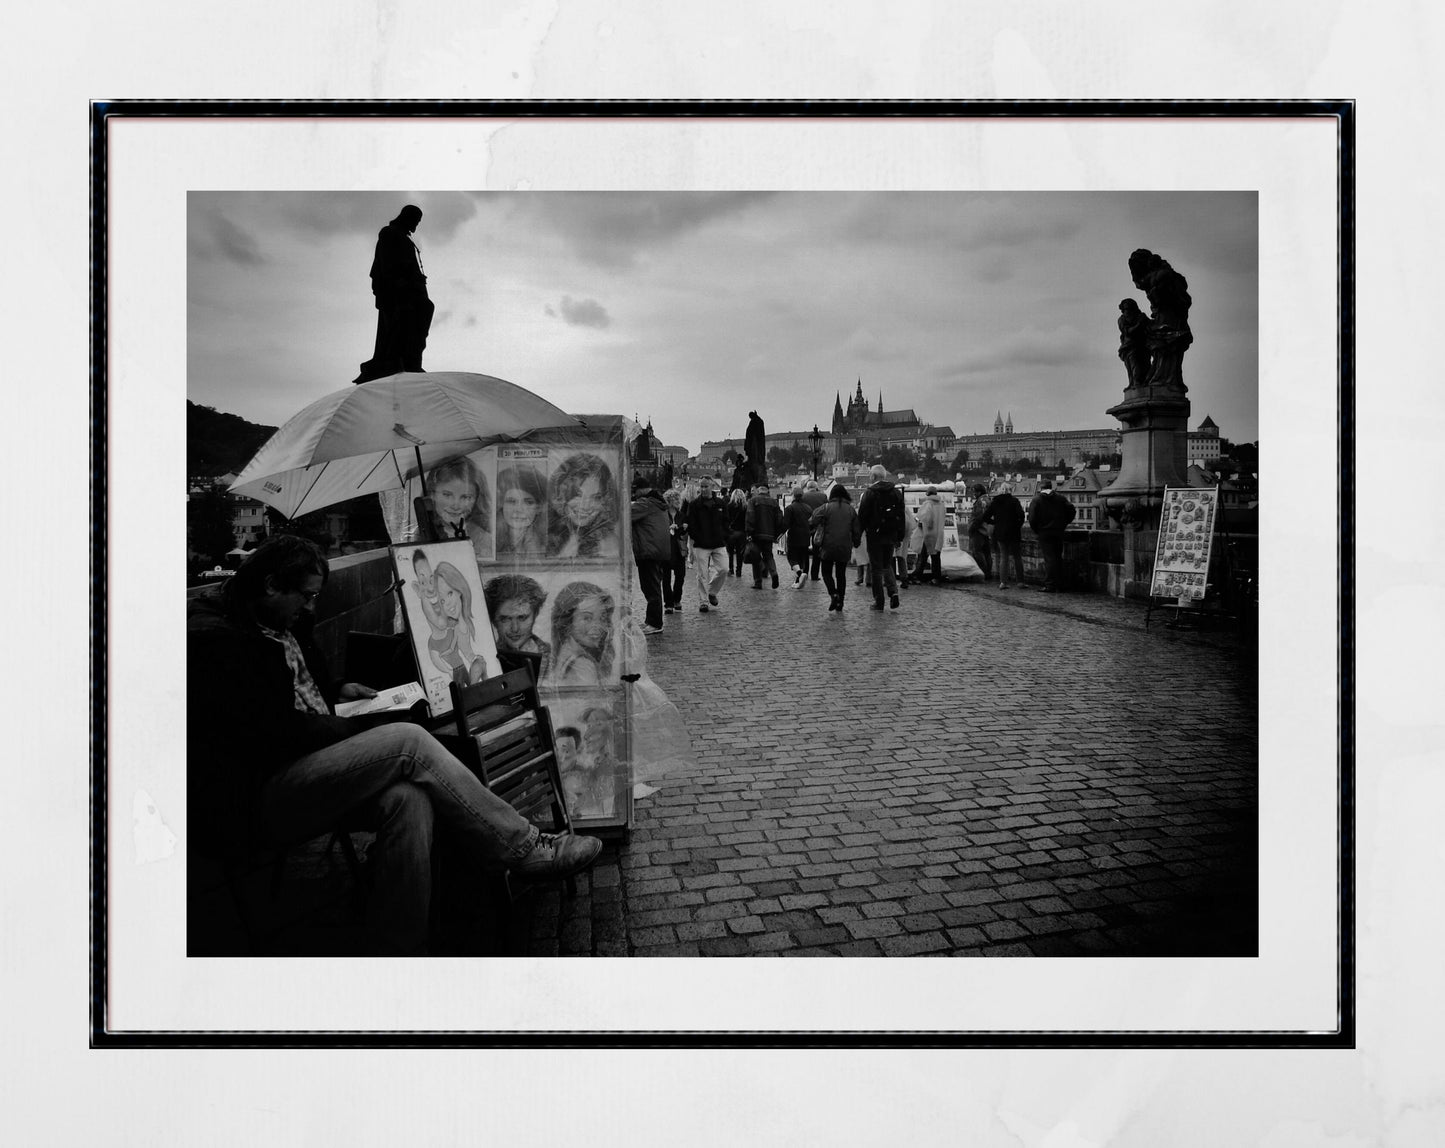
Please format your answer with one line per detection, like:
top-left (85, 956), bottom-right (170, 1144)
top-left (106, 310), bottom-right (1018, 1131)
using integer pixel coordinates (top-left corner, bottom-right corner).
top-left (868, 479), bottom-right (897, 493)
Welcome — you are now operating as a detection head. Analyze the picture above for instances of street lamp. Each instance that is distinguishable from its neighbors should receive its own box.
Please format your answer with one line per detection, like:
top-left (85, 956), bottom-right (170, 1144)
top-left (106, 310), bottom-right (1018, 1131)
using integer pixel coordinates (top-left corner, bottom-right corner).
top-left (810, 423), bottom-right (822, 480)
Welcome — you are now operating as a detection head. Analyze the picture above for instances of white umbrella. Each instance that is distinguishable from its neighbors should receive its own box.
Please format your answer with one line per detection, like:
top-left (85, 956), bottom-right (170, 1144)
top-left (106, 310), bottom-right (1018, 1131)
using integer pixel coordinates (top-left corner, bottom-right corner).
top-left (230, 371), bottom-right (579, 519)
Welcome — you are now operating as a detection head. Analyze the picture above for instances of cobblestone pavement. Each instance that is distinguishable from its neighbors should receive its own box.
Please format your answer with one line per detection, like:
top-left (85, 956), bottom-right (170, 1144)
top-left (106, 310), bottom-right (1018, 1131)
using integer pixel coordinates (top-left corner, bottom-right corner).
top-left (527, 566), bottom-right (1258, 957)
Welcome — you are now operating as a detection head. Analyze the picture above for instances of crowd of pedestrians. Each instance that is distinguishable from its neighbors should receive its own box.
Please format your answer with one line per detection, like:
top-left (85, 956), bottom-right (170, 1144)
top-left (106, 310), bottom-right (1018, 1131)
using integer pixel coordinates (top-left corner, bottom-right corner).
top-left (627, 465), bottom-right (1080, 631)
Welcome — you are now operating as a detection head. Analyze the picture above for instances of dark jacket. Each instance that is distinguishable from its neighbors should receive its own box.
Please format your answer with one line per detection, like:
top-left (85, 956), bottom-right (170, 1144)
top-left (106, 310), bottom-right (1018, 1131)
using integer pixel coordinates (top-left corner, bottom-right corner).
top-left (745, 491), bottom-right (784, 542)
top-left (684, 492), bottom-right (729, 549)
top-left (967, 495), bottom-right (992, 536)
top-left (780, 498), bottom-right (815, 549)
top-left (809, 491), bottom-right (862, 561)
top-left (724, 498), bottom-right (748, 542)
top-left (629, 487), bottom-right (672, 562)
top-left (857, 479), bottom-right (906, 546)
top-left (981, 491), bottom-right (1025, 542)
top-left (1028, 490), bottom-right (1077, 537)
top-left (187, 586), bottom-right (356, 848)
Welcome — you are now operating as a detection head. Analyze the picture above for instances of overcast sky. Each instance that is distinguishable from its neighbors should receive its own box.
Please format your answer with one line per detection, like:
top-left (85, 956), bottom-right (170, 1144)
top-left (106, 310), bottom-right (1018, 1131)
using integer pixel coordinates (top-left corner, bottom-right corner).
top-left (188, 190), bottom-right (1258, 451)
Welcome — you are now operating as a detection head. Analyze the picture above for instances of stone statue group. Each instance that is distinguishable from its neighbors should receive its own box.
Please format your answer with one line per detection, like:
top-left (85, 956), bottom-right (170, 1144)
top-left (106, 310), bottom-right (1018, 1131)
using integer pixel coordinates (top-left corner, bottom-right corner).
top-left (1117, 248), bottom-right (1193, 392)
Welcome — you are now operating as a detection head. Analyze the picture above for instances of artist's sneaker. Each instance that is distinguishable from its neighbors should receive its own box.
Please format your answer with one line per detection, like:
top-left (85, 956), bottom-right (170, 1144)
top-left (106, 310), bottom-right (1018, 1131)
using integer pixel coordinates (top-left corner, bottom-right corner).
top-left (511, 832), bottom-right (602, 880)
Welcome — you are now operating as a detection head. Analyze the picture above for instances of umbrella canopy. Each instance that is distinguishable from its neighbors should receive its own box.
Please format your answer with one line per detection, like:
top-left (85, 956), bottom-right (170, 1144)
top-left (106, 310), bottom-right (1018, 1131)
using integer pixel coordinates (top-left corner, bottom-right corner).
top-left (230, 371), bottom-right (579, 519)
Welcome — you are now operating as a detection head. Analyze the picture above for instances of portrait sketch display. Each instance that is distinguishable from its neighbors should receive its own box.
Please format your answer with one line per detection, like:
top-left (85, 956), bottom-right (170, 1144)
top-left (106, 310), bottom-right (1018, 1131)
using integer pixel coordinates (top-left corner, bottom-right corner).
top-left (493, 446), bottom-right (550, 559)
top-left (419, 450), bottom-right (497, 564)
top-left (391, 540), bottom-right (500, 717)
top-left (489, 568), bottom-right (625, 691)
top-left (543, 446), bottom-right (622, 561)
top-left (545, 688), bottom-right (629, 826)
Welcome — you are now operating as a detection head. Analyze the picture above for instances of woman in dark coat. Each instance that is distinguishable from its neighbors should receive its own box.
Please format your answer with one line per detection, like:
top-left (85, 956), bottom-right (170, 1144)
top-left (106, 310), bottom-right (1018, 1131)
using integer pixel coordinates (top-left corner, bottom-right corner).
top-left (724, 488), bottom-right (748, 576)
top-left (808, 484), bottom-right (862, 612)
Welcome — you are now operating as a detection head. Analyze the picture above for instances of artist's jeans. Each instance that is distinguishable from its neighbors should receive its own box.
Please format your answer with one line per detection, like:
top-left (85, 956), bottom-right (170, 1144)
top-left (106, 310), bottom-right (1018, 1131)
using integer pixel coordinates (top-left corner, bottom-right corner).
top-left (260, 724), bottom-right (537, 956)
top-left (867, 542), bottom-right (899, 603)
top-left (692, 546), bottom-right (729, 600)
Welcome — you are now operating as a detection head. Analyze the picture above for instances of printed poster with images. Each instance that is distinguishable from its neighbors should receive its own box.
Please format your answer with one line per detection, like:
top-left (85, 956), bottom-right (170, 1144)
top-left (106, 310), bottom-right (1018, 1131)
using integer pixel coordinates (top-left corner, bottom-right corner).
top-left (1150, 486), bottom-right (1219, 602)
top-left (391, 539), bottom-right (501, 717)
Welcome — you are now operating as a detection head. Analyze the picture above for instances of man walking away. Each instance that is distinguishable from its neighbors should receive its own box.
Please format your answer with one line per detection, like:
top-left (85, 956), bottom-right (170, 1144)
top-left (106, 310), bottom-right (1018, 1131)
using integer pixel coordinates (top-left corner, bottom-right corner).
top-left (630, 476), bottom-right (672, 633)
top-left (810, 483), bottom-right (862, 612)
top-left (982, 481), bottom-right (1026, 589)
top-left (912, 486), bottom-right (946, 584)
top-left (857, 465), bottom-right (907, 610)
top-left (966, 483), bottom-right (993, 582)
top-left (684, 476), bottom-right (730, 612)
top-left (1027, 479), bottom-right (1077, 592)
top-left (745, 481), bottom-right (784, 589)
top-left (781, 486), bottom-right (815, 589)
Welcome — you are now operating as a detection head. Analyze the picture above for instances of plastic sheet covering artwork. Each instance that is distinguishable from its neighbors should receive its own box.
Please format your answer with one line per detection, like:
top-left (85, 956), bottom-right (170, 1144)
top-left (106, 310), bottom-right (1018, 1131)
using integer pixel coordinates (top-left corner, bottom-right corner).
top-left (381, 415), bottom-right (694, 833)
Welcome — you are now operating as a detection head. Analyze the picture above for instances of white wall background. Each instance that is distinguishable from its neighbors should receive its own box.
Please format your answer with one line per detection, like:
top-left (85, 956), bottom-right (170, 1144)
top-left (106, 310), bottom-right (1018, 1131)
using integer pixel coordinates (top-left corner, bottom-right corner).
top-left (4, 2), bottom-right (1437, 1144)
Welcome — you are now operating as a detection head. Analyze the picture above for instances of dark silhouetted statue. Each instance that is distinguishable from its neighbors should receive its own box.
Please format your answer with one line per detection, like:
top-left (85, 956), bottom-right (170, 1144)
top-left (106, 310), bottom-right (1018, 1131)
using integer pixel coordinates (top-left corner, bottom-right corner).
top-left (355, 204), bottom-right (435, 384)
top-left (1126, 248), bottom-right (1193, 391)
top-left (744, 410), bottom-right (766, 486)
top-left (1117, 298), bottom-right (1151, 388)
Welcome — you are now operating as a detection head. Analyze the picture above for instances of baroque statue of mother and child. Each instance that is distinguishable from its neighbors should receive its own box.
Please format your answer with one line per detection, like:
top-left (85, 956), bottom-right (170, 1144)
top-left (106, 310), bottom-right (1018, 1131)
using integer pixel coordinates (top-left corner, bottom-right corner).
top-left (1117, 248), bottom-right (1193, 392)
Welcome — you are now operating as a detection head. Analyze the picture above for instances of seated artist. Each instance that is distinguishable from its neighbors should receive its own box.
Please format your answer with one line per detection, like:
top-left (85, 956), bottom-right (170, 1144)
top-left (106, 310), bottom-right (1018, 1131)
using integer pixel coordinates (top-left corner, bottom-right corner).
top-left (187, 535), bottom-right (602, 955)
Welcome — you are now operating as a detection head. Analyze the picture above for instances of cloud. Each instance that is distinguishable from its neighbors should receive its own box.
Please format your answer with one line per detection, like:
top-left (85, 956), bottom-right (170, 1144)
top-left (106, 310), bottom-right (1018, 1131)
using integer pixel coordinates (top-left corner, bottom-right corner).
top-left (515, 191), bottom-right (776, 269)
top-left (545, 295), bottom-right (612, 329)
top-left (188, 213), bottom-right (265, 265)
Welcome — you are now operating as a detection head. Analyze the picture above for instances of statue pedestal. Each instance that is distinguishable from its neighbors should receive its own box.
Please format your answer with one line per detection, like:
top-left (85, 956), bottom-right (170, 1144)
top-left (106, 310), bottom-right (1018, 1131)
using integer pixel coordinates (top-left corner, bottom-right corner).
top-left (1096, 385), bottom-right (1191, 538)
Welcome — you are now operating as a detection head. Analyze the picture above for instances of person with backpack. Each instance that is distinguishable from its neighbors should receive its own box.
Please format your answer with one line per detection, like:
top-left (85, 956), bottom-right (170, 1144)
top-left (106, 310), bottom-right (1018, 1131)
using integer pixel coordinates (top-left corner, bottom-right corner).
top-left (809, 483), bottom-right (863, 612)
top-left (857, 464), bottom-right (907, 610)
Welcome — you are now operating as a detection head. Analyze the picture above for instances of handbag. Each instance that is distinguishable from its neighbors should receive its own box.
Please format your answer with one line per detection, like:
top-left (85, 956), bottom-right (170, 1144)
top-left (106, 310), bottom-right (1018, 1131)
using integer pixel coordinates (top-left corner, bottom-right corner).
top-left (742, 539), bottom-right (759, 564)
top-left (810, 517), bottom-right (827, 551)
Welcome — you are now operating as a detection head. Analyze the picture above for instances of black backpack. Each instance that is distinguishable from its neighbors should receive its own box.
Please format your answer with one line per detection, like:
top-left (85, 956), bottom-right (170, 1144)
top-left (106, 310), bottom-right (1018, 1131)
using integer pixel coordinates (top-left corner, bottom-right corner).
top-left (871, 486), bottom-right (905, 543)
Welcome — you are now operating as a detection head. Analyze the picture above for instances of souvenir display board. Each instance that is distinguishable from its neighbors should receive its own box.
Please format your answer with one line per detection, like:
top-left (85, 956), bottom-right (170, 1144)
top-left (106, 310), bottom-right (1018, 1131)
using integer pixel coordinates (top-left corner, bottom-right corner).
top-left (385, 422), bottom-right (636, 833)
top-left (1149, 486), bottom-right (1219, 602)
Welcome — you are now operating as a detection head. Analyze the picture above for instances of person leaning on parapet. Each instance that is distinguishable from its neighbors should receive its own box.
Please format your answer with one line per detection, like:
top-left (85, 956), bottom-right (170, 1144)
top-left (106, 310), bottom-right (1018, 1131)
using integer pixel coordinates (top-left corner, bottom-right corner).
top-left (744, 479), bottom-right (784, 589)
top-left (355, 204), bottom-right (435, 382)
top-left (966, 483), bottom-right (994, 583)
top-left (629, 475), bottom-right (672, 635)
top-left (1027, 479), bottom-right (1077, 592)
top-left (187, 535), bottom-right (601, 956)
top-left (857, 464), bottom-right (906, 611)
top-left (911, 486), bottom-right (946, 584)
top-left (780, 486), bottom-right (815, 590)
top-left (684, 475), bottom-right (730, 613)
top-left (982, 481), bottom-right (1026, 589)
top-left (799, 479), bottom-right (828, 581)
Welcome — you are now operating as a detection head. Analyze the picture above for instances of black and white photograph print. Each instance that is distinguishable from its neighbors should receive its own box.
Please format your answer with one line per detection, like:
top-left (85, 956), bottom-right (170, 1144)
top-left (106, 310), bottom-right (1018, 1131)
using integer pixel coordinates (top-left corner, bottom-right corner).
top-left (547, 689), bottom-right (626, 823)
